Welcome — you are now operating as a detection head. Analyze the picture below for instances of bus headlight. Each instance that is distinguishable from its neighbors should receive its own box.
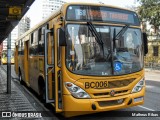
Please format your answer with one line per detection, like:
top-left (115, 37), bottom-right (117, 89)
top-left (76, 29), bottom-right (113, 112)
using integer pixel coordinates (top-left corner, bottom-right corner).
top-left (131, 78), bottom-right (145, 93)
top-left (65, 82), bottom-right (91, 99)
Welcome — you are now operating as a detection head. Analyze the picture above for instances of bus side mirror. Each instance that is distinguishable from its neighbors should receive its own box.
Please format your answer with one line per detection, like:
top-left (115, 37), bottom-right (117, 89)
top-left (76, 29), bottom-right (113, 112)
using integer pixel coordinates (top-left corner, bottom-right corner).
top-left (143, 32), bottom-right (148, 55)
top-left (58, 27), bottom-right (67, 46)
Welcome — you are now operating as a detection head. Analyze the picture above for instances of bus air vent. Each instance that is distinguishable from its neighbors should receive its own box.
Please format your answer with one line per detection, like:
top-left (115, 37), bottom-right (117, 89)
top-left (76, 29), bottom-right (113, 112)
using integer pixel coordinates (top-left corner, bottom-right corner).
top-left (108, 78), bottom-right (135, 88)
top-left (98, 99), bottom-right (125, 107)
top-left (93, 90), bottom-right (128, 97)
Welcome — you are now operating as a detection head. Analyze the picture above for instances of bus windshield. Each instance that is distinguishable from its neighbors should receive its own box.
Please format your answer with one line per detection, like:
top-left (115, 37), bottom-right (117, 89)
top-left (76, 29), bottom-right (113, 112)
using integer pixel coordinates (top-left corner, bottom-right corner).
top-left (66, 24), bottom-right (143, 76)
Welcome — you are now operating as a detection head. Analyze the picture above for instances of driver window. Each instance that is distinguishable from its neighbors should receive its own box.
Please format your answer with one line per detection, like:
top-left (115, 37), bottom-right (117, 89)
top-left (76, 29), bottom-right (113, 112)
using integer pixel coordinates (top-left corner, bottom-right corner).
top-left (124, 31), bottom-right (135, 54)
top-left (125, 32), bottom-right (134, 48)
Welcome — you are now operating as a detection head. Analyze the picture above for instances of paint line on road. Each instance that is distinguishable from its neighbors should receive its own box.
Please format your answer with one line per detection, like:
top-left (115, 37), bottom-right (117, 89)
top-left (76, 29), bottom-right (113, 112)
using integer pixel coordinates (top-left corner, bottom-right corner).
top-left (138, 105), bottom-right (155, 111)
top-left (145, 79), bottom-right (160, 82)
top-left (146, 85), bottom-right (154, 88)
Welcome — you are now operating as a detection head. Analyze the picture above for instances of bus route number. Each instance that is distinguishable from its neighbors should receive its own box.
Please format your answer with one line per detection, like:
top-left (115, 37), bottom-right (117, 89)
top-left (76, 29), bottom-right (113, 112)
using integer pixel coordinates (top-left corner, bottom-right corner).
top-left (75, 9), bottom-right (86, 16)
top-left (85, 81), bottom-right (108, 89)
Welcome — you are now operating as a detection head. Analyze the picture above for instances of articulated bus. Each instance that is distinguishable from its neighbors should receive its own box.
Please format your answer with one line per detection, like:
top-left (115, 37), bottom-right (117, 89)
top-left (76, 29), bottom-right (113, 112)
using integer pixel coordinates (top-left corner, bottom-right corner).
top-left (1, 50), bottom-right (14, 64)
top-left (14, 3), bottom-right (148, 117)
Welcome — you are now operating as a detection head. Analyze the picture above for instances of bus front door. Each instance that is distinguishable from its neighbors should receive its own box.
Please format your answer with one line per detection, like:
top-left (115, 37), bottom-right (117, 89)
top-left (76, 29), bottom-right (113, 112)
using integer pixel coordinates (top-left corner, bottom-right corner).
top-left (44, 26), bottom-right (62, 113)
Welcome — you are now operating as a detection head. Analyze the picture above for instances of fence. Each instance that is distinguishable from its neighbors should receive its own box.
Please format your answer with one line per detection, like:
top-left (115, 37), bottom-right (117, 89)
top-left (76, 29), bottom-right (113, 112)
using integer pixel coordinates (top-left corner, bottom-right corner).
top-left (145, 62), bottom-right (160, 70)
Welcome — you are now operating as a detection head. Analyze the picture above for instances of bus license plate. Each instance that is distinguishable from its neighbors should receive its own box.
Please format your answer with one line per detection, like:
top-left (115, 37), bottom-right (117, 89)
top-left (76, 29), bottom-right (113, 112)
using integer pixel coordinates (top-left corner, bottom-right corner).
top-left (85, 81), bottom-right (108, 89)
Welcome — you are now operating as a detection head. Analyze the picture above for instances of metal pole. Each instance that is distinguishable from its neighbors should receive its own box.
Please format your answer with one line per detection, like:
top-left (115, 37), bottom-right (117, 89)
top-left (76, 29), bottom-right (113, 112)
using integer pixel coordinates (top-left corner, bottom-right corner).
top-left (7, 33), bottom-right (11, 94)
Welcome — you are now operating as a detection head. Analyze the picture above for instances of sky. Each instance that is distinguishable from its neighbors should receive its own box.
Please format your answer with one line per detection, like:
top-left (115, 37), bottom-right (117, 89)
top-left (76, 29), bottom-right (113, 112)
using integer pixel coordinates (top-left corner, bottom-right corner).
top-left (25, 0), bottom-right (139, 27)
top-left (66, 0), bottom-right (138, 6)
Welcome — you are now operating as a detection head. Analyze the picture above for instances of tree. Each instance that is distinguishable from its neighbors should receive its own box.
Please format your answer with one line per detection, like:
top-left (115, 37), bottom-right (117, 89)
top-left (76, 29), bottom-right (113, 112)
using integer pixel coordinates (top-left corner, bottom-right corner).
top-left (137, 0), bottom-right (160, 34)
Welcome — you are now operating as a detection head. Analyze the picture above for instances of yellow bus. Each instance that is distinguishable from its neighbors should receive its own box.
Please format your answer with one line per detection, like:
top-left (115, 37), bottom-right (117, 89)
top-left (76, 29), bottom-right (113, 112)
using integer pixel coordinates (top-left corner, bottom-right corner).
top-left (14, 3), bottom-right (148, 117)
top-left (1, 50), bottom-right (14, 64)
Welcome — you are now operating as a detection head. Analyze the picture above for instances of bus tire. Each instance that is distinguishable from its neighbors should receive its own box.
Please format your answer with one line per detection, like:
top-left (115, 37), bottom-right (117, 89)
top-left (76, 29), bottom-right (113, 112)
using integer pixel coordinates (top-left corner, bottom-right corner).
top-left (38, 78), bottom-right (46, 103)
top-left (19, 70), bottom-right (23, 85)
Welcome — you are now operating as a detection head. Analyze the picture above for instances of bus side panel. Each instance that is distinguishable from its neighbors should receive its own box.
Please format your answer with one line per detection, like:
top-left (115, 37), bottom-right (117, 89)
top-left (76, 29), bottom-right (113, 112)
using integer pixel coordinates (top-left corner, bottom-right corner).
top-left (18, 55), bottom-right (23, 76)
top-left (29, 56), bottom-right (39, 92)
top-left (21, 55), bottom-right (25, 81)
top-left (14, 46), bottom-right (19, 75)
top-left (34, 55), bottom-right (40, 93)
top-left (24, 41), bottom-right (29, 86)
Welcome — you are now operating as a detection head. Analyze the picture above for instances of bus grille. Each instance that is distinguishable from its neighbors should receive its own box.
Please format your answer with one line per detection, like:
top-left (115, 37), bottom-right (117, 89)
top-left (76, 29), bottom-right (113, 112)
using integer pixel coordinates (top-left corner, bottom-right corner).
top-left (98, 99), bottom-right (125, 107)
top-left (92, 78), bottom-right (135, 98)
top-left (93, 90), bottom-right (128, 97)
top-left (107, 78), bottom-right (135, 88)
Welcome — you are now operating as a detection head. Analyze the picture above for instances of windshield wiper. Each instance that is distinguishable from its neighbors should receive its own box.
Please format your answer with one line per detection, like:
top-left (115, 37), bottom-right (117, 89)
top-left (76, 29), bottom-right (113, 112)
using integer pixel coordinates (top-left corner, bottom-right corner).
top-left (113, 24), bottom-right (129, 53)
top-left (87, 22), bottom-right (103, 45)
top-left (87, 22), bottom-right (105, 57)
top-left (114, 24), bottom-right (129, 40)
top-left (111, 24), bottom-right (129, 74)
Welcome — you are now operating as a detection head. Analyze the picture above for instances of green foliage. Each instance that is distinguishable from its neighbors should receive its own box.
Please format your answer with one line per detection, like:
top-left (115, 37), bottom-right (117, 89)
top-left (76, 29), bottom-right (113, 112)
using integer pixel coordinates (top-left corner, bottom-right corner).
top-left (138, 0), bottom-right (160, 32)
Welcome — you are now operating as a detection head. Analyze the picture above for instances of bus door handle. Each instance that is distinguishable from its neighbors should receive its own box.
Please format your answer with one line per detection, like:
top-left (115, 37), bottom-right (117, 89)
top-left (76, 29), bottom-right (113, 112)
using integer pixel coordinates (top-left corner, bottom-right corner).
top-left (46, 67), bottom-right (54, 76)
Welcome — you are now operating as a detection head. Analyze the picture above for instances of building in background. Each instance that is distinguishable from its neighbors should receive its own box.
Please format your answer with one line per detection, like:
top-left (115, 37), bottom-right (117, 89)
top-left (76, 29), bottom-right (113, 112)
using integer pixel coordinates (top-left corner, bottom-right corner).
top-left (2, 0), bottom-right (66, 51)
top-left (144, 24), bottom-right (160, 71)
top-left (2, 26), bottom-right (18, 51)
top-left (2, 16), bottom-right (30, 51)
top-left (42, 0), bottom-right (65, 19)
top-left (18, 16), bottom-right (31, 37)
top-left (139, 19), bottom-right (160, 65)
top-left (145, 32), bottom-right (160, 64)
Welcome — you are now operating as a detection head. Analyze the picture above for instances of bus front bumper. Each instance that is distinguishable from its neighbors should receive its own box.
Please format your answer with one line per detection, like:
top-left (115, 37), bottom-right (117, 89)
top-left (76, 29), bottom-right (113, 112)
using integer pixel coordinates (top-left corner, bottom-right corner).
top-left (63, 88), bottom-right (145, 117)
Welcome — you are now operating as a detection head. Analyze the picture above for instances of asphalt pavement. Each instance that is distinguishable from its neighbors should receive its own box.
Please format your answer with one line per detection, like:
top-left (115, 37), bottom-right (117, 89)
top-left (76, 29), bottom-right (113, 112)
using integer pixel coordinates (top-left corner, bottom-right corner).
top-left (0, 65), bottom-right (160, 120)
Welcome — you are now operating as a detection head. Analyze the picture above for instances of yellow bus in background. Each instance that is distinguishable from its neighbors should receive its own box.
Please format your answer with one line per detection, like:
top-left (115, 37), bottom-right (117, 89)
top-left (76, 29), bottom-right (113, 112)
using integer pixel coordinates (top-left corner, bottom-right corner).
top-left (14, 3), bottom-right (148, 117)
top-left (1, 50), bottom-right (14, 64)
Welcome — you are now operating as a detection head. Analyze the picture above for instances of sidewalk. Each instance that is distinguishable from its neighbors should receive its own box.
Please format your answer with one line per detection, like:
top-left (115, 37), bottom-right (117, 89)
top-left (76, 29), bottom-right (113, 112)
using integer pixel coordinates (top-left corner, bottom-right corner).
top-left (145, 69), bottom-right (160, 81)
top-left (0, 66), bottom-right (56, 120)
top-left (145, 68), bottom-right (160, 73)
top-left (0, 66), bottom-right (37, 111)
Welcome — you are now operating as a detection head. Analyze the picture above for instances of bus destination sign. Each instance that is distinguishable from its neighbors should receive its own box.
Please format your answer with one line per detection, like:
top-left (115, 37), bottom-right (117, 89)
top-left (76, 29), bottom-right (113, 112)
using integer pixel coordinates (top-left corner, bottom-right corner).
top-left (67, 5), bottom-right (139, 25)
top-left (88, 10), bottom-right (129, 21)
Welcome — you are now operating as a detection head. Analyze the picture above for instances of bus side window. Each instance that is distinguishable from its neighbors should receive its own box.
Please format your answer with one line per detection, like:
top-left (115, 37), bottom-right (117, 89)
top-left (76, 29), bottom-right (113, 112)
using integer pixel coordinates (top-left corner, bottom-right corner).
top-left (38, 27), bottom-right (44, 55)
top-left (21, 40), bottom-right (24, 55)
top-left (30, 32), bottom-right (34, 55)
top-left (34, 30), bottom-right (38, 55)
top-left (29, 31), bottom-right (38, 55)
top-left (18, 41), bottom-right (20, 55)
top-left (18, 40), bottom-right (22, 55)
top-left (38, 28), bottom-right (42, 42)
top-left (31, 33), bottom-right (34, 44)
top-left (47, 26), bottom-right (54, 65)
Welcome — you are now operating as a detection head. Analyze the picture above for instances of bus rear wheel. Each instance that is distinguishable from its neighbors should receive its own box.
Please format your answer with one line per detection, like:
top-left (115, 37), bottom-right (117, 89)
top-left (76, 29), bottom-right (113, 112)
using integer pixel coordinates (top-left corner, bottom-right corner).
top-left (19, 71), bottom-right (23, 85)
top-left (39, 80), bottom-right (46, 103)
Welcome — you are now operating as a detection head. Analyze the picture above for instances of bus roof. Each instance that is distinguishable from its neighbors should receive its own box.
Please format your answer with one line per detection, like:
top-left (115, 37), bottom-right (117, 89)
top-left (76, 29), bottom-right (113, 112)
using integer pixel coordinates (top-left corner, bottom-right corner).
top-left (16, 8), bottom-right (61, 43)
top-left (16, 2), bottom-right (137, 44)
top-left (62, 2), bottom-right (135, 12)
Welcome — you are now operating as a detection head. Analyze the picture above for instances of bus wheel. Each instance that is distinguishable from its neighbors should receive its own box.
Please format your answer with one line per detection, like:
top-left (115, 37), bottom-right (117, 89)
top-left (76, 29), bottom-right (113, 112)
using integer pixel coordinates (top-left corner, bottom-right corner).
top-left (39, 80), bottom-right (46, 103)
top-left (19, 71), bottom-right (23, 85)
top-left (42, 87), bottom-right (46, 102)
